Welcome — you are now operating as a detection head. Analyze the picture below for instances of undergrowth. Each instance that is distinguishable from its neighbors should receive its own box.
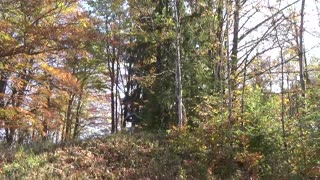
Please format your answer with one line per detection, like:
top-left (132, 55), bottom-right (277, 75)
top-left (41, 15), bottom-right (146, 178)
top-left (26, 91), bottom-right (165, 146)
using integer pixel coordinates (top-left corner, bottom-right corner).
top-left (0, 128), bottom-right (318, 179)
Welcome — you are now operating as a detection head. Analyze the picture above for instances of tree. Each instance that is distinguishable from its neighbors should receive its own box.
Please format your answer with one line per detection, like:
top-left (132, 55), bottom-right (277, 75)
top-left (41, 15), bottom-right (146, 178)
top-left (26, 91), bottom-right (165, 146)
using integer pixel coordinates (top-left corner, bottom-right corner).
top-left (0, 0), bottom-right (95, 144)
top-left (174, 0), bottom-right (183, 127)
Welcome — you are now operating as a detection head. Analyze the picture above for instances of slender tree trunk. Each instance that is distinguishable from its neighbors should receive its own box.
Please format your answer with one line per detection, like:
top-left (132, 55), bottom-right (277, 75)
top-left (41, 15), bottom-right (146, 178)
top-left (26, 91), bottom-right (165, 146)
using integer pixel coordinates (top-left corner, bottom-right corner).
top-left (299, 0), bottom-right (306, 97)
top-left (298, 0), bottom-right (307, 170)
top-left (274, 14), bottom-right (289, 174)
top-left (42, 95), bottom-right (50, 141)
top-left (241, 57), bottom-right (247, 115)
top-left (104, 14), bottom-right (116, 133)
top-left (123, 61), bottom-right (133, 128)
top-left (280, 45), bottom-right (288, 151)
top-left (0, 76), bottom-right (7, 107)
top-left (115, 85), bottom-right (118, 133)
top-left (287, 70), bottom-right (293, 118)
top-left (0, 75), bottom-right (8, 142)
top-left (115, 56), bottom-right (120, 133)
top-left (110, 49), bottom-right (116, 133)
top-left (5, 128), bottom-right (15, 145)
top-left (225, 0), bottom-right (234, 174)
top-left (111, 70), bottom-right (115, 133)
top-left (73, 92), bottom-right (82, 139)
top-left (291, 0), bottom-right (308, 171)
top-left (42, 79), bottom-right (52, 141)
top-left (174, 0), bottom-right (183, 127)
top-left (213, 0), bottom-right (224, 93)
top-left (61, 122), bottom-right (65, 143)
top-left (65, 94), bottom-right (75, 141)
top-left (231, 0), bottom-right (240, 90)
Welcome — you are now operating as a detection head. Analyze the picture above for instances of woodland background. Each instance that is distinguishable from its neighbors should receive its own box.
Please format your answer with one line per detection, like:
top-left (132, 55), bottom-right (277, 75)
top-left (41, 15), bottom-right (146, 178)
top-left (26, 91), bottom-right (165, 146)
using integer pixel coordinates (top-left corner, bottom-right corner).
top-left (0, 0), bottom-right (319, 178)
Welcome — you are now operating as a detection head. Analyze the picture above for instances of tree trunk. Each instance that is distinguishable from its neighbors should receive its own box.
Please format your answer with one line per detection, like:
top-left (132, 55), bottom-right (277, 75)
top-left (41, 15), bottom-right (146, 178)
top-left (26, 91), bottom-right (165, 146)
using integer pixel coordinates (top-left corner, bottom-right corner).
top-left (212, 0), bottom-right (224, 93)
top-left (298, 0), bottom-right (307, 170)
top-left (5, 128), bottom-right (15, 145)
top-left (174, 0), bottom-right (183, 127)
top-left (279, 40), bottom-right (288, 161)
top-left (241, 57), bottom-right (247, 115)
top-left (115, 55), bottom-right (120, 133)
top-left (42, 96), bottom-right (50, 141)
top-left (110, 48), bottom-right (116, 133)
top-left (73, 92), bottom-right (82, 139)
top-left (42, 79), bottom-right (52, 141)
top-left (231, 0), bottom-right (240, 90)
top-left (273, 12), bottom-right (290, 174)
top-left (225, 0), bottom-right (235, 174)
top-left (298, 0), bottom-right (306, 97)
top-left (65, 94), bottom-right (75, 141)
top-left (0, 75), bottom-right (8, 141)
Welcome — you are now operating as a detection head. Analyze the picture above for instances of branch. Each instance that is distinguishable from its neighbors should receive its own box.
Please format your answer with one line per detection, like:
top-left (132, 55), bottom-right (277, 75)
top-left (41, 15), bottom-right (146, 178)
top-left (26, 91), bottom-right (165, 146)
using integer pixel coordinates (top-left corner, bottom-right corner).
top-left (239, 0), bottom-right (300, 42)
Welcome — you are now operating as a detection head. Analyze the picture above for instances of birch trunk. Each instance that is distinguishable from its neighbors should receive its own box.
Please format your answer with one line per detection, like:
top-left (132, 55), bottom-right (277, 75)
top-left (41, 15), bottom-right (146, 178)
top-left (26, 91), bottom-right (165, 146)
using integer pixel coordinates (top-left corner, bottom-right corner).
top-left (174, 0), bottom-right (183, 127)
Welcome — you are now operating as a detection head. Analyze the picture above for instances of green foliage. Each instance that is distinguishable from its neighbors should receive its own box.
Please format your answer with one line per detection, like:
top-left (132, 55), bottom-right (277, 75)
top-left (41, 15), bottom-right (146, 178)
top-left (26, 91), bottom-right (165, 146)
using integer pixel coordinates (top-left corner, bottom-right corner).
top-left (2, 147), bottom-right (47, 179)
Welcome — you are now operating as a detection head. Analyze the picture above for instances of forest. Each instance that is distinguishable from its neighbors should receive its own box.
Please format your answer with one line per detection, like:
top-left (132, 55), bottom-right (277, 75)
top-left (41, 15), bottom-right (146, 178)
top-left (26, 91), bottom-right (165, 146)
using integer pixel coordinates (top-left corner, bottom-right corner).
top-left (0, 0), bottom-right (319, 179)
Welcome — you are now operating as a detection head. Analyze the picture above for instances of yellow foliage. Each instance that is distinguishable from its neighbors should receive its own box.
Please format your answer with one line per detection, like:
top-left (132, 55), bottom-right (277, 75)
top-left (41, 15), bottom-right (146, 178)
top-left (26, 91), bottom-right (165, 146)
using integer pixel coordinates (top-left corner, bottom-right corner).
top-left (40, 61), bottom-right (80, 93)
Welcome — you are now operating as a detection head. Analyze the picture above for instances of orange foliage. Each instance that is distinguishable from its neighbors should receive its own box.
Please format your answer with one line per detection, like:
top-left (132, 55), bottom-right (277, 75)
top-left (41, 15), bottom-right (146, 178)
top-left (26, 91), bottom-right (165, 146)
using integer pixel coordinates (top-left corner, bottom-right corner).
top-left (0, 0), bottom-right (97, 58)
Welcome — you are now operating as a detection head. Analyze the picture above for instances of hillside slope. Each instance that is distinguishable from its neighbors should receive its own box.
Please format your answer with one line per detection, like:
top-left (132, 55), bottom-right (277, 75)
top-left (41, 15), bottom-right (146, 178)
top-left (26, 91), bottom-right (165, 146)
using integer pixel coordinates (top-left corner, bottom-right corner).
top-left (1, 129), bottom-right (319, 179)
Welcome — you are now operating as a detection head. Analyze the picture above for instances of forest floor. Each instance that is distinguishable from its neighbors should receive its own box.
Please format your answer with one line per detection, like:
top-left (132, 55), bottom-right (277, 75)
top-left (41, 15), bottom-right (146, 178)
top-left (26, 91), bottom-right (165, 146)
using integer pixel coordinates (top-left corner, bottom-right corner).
top-left (0, 130), bottom-right (197, 179)
top-left (0, 129), bottom-right (319, 179)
